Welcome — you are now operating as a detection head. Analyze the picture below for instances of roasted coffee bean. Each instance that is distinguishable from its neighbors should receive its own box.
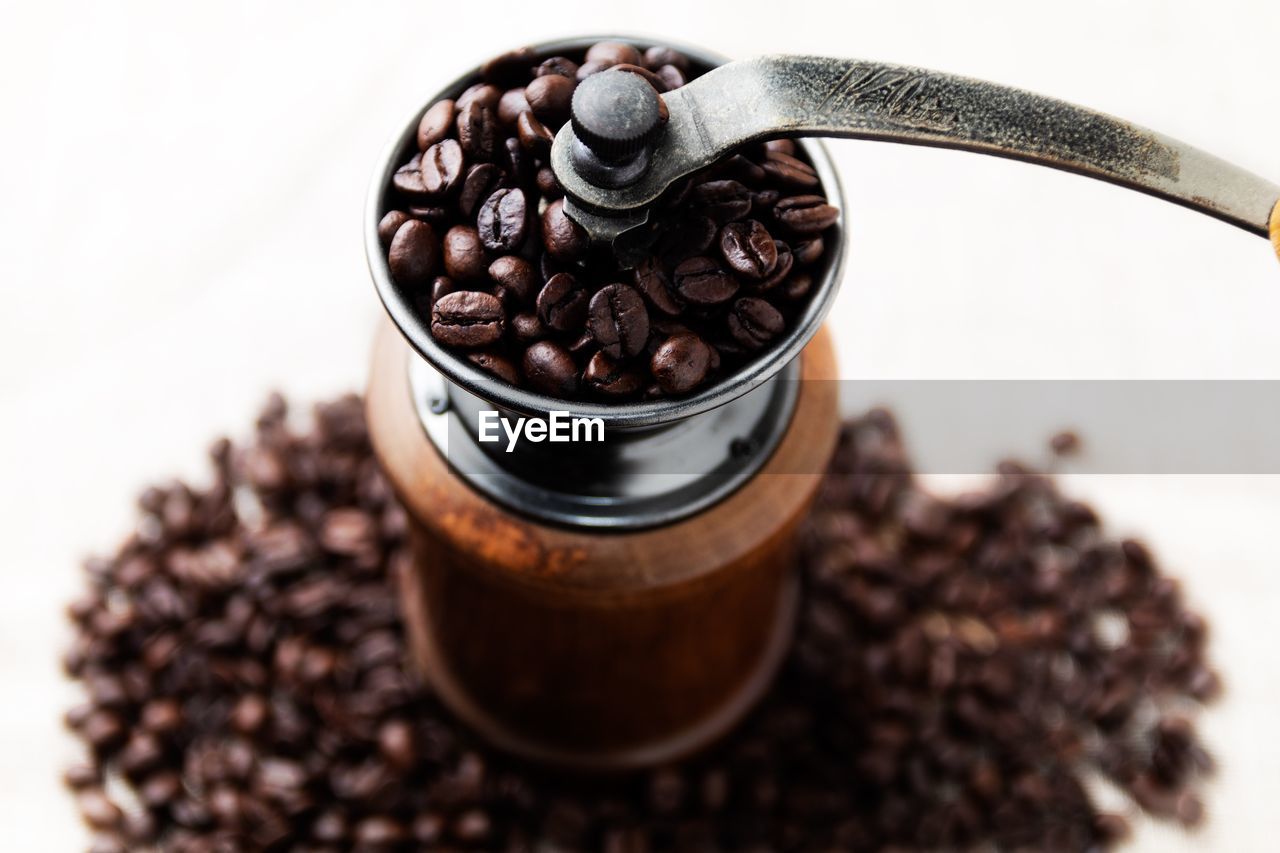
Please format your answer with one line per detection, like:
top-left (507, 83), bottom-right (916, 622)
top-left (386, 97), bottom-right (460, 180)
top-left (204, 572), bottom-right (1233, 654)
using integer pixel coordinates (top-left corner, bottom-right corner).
top-left (511, 312), bottom-right (546, 343)
top-left (456, 101), bottom-right (498, 161)
top-left (542, 199), bottom-right (589, 261)
top-left (644, 46), bottom-right (689, 73)
top-left (586, 41), bottom-right (642, 67)
top-left (386, 220), bottom-right (439, 286)
top-left (476, 187), bottom-right (528, 252)
top-left (525, 74), bottom-right (575, 125)
top-left (417, 99), bottom-right (455, 151)
top-left (376, 211), bottom-right (409, 248)
top-left (654, 64), bottom-right (686, 91)
top-left (488, 255), bottom-right (538, 304)
top-left (420, 139), bottom-right (464, 196)
top-left (792, 234), bottom-right (824, 265)
top-left (727, 297), bottom-right (784, 349)
top-left (692, 180), bottom-right (753, 223)
top-left (774, 194), bottom-right (840, 233)
top-left (430, 276), bottom-right (458, 308)
top-left (587, 284), bottom-right (650, 359)
top-left (467, 351), bottom-right (519, 385)
top-left (522, 341), bottom-right (578, 397)
top-left (516, 110), bottom-right (554, 158)
top-left (584, 351), bottom-right (644, 397)
top-left (535, 165), bottom-right (562, 199)
top-left (456, 82), bottom-right (502, 112)
top-left (719, 220), bottom-right (778, 280)
top-left (761, 149), bottom-right (819, 188)
top-left (536, 272), bottom-right (588, 331)
top-left (782, 271), bottom-right (813, 300)
top-left (497, 87), bottom-right (532, 127)
top-left (392, 153), bottom-right (430, 197)
top-left (535, 56), bottom-right (579, 79)
top-left (482, 46), bottom-right (537, 86)
top-left (673, 257), bottom-right (739, 305)
top-left (430, 291), bottom-right (505, 348)
top-left (458, 163), bottom-right (503, 219)
top-left (383, 41), bottom-right (837, 400)
top-left (63, 387), bottom-right (1218, 849)
top-left (442, 225), bottom-right (487, 282)
top-left (651, 332), bottom-right (713, 393)
top-left (756, 241), bottom-right (794, 291)
top-left (632, 255), bottom-right (682, 316)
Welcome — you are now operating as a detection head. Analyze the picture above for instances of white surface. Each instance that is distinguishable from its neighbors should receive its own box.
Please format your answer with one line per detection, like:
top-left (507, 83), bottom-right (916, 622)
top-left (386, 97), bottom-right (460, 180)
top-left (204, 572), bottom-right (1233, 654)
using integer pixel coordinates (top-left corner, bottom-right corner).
top-left (1, 1), bottom-right (1277, 849)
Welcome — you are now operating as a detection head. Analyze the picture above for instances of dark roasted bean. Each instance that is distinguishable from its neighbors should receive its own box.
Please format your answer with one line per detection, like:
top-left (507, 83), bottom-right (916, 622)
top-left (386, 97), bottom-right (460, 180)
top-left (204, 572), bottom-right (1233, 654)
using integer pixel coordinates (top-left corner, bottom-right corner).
top-left (761, 149), bottom-right (819, 187)
top-left (536, 272), bottom-right (588, 332)
top-left (584, 351), bottom-right (644, 397)
top-left (442, 225), bottom-right (487, 282)
top-left (542, 199), bottom-right (589, 261)
top-left (511, 312), bottom-right (546, 343)
top-left (719, 220), bottom-right (778, 280)
top-left (431, 291), bottom-right (505, 348)
top-left (482, 46), bottom-right (537, 86)
top-left (456, 82), bottom-right (502, 112)
top-left (456, 101), bottom-right (499, 161)
top-left (535, 165), bottom-right (562, 198)
top-left (488, 255), bottom-right (538, 304)
top-left (535, 56), bottom-right (579, 79)
top-left (458, 163), bottom-right (503, 219)
top-left (522, 341), bottom-right (577, 397)
top-left (632, 254), bottom-right (682, 316)
top-left (525, 74), bottom-right (575, 125)
top-left (497, 87), bottom-right (532, 127)
top-left (416, 99), bottom-right (455, 151)
top-left (476, 187), bottom-right (528, 252)
top-left (376, 211), bottom-right (409, 248)
top-left (727, 297), bottom-right (784, 349)
top-left (392, 153), bottom-right (430, 197)
top-left (588, 284), bottom-right (650, 358)
top-left (386, 220), bottom-right (439, 286)
top-left (651, 332), bottom-right (713, 394)
top-left (587, 41), bottom-right (642, 67)
top-left (644, 46), bottom-right (689, 73)
top-left (792, 234), bottom-right (824, 265)
top-left (773, 194), bottom-right (840, 233)
top-left (516, 110), bottom-right (554, 158)
top-left (692, 180), bottom-right (753, 223)
top-left (672, 257), bottom-right (738, 305)
top-left (755, 241), bottom-right (794, 291)
top-left (420, 139), bottom-right (464, 196)
top-left (467, 351), bottom-right (519, 385)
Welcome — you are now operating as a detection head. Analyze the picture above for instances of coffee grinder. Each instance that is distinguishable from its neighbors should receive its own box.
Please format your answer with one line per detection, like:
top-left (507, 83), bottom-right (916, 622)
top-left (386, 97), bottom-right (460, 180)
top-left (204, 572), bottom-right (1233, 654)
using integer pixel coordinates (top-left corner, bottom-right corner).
top-left (365, 36), bottom-right (1279, 771)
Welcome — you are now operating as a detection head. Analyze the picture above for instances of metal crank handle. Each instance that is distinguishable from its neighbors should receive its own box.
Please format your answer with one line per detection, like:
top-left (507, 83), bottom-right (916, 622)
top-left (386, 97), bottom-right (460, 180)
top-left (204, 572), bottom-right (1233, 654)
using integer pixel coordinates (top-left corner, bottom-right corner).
top-left (551, 55), bottom-right (1280, 260)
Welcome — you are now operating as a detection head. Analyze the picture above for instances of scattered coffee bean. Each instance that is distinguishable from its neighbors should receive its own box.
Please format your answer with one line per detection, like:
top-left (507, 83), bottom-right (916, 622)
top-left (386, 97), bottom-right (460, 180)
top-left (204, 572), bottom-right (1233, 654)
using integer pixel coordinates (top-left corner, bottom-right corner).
top-left (584, 351), bottom-right (644, 397)
top-left (376, 210), bottom-right (409, 248)
top-left (524, 74), bottom-right (575, 125)
top-left (515, 110), bottom-right (554, 158)
top-left (467, 351), bottom-right (519, 385)
top-left (420, 138), bottom-right (464, 197)
top-left (773, 194), bottom-right (840, 233)
top-left (62, 396), bottom-right (1219, 850)
top-left (496, 87), bottom-right (532, 127)
top-left (541, 198), bottom-right (589, 262)
top-left (457, 163), bottom-right (503, 220)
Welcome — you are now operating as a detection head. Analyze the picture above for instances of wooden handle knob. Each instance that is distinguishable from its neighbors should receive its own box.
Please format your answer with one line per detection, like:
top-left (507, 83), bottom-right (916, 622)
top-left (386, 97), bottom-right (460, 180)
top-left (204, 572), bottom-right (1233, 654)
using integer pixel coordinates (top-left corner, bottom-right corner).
top-left (1272, 200), bottom-right (1280, 261)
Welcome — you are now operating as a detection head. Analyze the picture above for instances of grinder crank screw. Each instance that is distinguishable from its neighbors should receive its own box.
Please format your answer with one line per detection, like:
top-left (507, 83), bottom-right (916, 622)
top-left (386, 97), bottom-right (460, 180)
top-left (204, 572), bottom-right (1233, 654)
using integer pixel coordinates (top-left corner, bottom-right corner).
top-left (568, 68), bottom-right (665, 189)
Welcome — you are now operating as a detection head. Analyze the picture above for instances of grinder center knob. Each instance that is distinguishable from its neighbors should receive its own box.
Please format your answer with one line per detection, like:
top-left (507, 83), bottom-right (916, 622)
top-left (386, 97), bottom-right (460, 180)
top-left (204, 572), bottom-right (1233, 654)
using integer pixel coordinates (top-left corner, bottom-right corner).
top-left (569, 69), bottom-right (664, 188)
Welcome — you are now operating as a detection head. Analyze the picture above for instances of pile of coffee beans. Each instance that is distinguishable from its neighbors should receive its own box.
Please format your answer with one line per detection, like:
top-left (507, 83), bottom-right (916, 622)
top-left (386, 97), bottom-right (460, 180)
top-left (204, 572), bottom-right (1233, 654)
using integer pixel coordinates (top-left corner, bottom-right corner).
top-left (379, 41), bottom-right (839, 401)
top-left (63, 396), bottom-right (1217, 850)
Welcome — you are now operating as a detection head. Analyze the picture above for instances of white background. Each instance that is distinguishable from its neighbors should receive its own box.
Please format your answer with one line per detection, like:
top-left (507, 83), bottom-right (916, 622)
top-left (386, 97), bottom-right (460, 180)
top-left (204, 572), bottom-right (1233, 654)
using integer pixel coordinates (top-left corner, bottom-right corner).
top-left (2, 0), bottom-right (1278, 848)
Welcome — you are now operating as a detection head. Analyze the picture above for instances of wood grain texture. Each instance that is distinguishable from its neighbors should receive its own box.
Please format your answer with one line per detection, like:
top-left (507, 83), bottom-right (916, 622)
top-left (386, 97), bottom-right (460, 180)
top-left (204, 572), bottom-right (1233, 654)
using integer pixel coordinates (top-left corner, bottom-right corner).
top-left (367, 322), bottom-right (840, 769)
top-left (1271, 199), bottom-right (1280, 261)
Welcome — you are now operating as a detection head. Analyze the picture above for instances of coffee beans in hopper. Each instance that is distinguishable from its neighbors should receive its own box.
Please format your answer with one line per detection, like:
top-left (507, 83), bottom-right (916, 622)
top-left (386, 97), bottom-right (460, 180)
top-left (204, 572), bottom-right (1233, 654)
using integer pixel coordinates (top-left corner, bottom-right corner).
top-left (381, 41), bottom-right (839, 402)
top-left (63, 395), bottom-right (1218, 850)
